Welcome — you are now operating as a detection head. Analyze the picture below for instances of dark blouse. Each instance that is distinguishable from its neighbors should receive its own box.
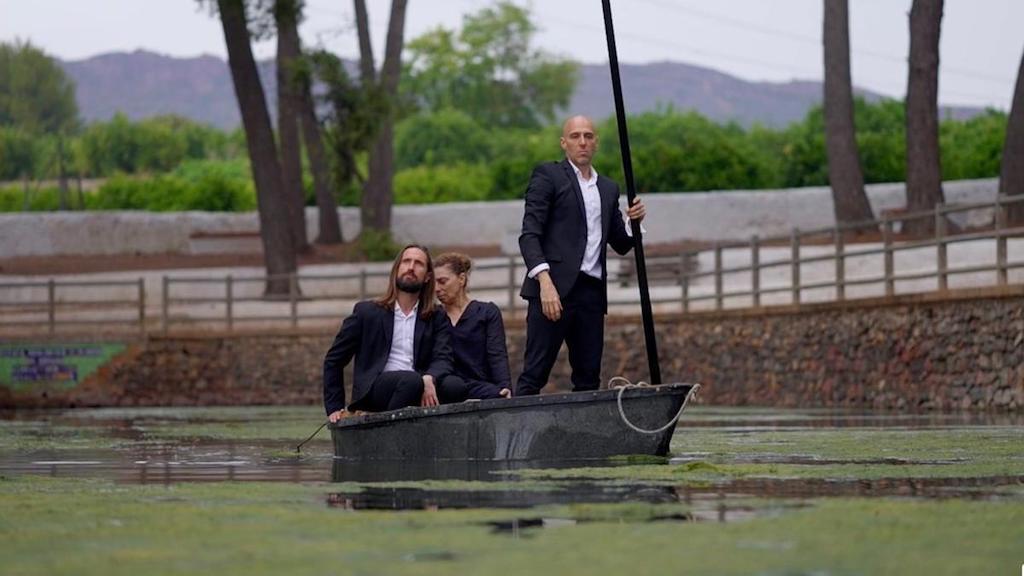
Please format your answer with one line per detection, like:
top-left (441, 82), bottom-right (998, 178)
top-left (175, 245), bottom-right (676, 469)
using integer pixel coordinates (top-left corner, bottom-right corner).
top-left (447, 300), bottom-right (511, 388)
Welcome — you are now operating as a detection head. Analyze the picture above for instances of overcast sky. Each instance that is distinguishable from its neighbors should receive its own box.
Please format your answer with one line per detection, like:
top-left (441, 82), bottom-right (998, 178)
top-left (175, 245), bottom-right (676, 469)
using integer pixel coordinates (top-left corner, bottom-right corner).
top-left (1, 0), bottom-right (1021, 110)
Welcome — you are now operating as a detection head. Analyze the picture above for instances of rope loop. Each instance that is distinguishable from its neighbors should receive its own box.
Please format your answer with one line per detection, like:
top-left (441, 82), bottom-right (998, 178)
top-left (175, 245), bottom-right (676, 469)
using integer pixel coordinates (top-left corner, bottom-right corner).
top-left (607, 377), bottom-right (701, 435)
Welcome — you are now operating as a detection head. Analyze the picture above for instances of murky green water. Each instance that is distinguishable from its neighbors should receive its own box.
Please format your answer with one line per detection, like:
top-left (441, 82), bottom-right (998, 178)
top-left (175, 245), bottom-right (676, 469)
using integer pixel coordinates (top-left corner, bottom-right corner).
top-left (2, 406), bottom-right (1022, 575)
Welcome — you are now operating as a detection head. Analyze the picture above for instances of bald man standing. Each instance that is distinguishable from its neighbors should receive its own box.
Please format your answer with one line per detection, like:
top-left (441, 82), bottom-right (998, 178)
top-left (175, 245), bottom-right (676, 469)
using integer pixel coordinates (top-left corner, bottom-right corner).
top-left (516, 115), bottom-right (646, 396)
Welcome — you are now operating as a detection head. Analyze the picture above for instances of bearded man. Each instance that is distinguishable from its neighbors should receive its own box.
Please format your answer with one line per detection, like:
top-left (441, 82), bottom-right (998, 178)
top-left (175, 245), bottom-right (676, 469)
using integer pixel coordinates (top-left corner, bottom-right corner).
top-left (323, 244), bottom-right (453, 421)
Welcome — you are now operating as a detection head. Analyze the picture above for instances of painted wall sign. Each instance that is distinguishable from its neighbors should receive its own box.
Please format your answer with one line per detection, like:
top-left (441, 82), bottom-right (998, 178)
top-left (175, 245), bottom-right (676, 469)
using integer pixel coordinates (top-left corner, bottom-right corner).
top-left (0, 344), bottom-right (125, 392)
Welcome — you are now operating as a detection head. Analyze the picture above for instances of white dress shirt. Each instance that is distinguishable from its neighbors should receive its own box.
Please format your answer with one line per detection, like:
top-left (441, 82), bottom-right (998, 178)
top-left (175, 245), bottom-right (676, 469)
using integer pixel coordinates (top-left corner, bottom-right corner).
top-left (528, 159), bottom-right (604, 280)
top-left (575, 161), bottom-right (604, 279)
top-left (383, 302), bottom-right (417, 372)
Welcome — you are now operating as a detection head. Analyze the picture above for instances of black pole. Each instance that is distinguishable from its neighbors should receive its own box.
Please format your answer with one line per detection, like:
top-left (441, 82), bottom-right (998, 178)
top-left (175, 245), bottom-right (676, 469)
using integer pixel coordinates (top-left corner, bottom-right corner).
top-left (601, 0), bottom-right (661, 384)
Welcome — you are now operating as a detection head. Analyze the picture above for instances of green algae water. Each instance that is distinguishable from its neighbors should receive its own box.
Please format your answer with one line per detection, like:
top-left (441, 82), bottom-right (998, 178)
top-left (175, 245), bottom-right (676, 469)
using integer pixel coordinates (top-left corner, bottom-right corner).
top-left (1, 406), bottom-right (1022, 575)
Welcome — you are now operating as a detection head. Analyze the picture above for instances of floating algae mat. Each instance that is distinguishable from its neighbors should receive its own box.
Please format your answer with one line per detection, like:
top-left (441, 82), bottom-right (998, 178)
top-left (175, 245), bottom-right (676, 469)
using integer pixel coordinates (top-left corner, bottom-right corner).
top-left (1, 406), bottom-right (1022, 575)
top-left (1, 475), bottom-right (1022, 576)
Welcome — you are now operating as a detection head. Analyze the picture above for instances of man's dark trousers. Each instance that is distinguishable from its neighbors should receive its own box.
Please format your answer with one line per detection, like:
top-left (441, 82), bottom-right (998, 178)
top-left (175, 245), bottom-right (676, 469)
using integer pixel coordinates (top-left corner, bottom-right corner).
top-left (516, 272), bottom-right (604, 396)
top-left (351, 371), bottom-right (424, 412)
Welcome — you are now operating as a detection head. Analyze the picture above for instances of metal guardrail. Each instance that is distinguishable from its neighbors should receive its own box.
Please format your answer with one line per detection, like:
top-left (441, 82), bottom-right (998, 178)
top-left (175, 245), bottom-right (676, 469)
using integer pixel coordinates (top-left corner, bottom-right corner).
top-left (1, 195), bottom-right (1022, 336)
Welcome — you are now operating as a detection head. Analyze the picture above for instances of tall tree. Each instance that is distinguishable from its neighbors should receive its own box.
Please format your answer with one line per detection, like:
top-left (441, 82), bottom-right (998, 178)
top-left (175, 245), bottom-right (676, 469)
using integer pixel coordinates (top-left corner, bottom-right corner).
top-left (822, 0), bottom-right (874, 227)
top-left (904, 0), bottom-right (945, 235)
top-left (297, 65), bottom-right (343, 245)
top-left (403, 2), bottom-right (578, 129)
top-left (274, 0), bottom-right (311, 253)
top-left (0, 41), bottom-right (79, 209)
top-left (279, 4), bottom-right (342, 244)
top-left (312, 50), bottom-right (380, 209)
top-left (354, 0), bottom-right (409, 234)
top-left (1000, 47), bottom-right (1024, 225)
top-left (216, 0), bottom-right (296, 296)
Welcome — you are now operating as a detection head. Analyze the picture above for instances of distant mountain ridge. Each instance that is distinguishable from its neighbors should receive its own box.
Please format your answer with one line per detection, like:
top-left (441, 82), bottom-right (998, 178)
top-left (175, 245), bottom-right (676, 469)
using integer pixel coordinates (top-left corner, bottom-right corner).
top-left (59, 50), bottom-right (983, 130)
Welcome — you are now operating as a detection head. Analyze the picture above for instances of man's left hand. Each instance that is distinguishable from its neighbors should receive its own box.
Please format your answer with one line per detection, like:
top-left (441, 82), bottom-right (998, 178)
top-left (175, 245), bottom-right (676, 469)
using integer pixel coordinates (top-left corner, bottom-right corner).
top-left (626, 197), bottom-right (646, 222)
top-left (421, 375), bottom-right (439, 407)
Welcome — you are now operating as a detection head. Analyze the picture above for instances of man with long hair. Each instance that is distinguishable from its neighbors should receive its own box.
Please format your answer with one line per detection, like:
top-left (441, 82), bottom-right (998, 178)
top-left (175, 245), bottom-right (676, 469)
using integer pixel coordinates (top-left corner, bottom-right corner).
top-left (323, 245), bottom-right (453, 421)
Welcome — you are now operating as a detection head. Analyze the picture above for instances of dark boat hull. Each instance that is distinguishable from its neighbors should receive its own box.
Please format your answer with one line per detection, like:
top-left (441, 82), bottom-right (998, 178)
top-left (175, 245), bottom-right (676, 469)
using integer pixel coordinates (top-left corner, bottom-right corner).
top-left (329, 382), bottom-right (696, 461)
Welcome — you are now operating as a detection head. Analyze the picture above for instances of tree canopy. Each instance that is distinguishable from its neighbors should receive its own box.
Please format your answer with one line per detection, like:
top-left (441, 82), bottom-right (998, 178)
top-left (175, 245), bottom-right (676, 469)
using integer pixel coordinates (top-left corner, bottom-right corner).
top-left (0, 41), bottom-right (78, 135)
top-left (402, 1), bottom-right (578, 129)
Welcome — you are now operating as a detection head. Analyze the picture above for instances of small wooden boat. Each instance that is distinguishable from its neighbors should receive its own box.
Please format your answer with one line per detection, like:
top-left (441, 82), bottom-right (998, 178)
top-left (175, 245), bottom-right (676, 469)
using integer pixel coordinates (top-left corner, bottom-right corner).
top-left (330, 2), bottom-right (701, 467)
top-left (329, 383), bottom-right (697, 461)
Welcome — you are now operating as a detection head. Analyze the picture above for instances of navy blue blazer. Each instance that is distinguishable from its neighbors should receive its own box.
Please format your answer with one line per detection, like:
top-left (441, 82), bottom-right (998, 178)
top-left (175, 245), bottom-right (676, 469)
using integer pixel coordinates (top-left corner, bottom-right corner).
top-left (518, 159), bottom-right (634, 311)
top-left (447, 300), bottom-right (511, 388)
top-left (323, 300), bottom-right (452, 414)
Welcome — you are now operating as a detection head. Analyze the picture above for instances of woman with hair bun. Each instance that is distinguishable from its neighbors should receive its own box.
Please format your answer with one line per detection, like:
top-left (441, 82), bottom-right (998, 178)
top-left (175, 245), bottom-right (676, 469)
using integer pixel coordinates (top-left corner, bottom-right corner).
top-left (433, 252), bottom-right (512, 401)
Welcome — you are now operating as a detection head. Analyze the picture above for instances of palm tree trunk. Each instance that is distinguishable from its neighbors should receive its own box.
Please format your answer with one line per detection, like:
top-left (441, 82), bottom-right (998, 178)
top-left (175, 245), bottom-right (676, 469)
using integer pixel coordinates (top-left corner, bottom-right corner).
top-left (823, 0), bottom-right (874, 228)
top-left (217, 0), bottom-right (296, 296)
top-left (358, 0), bottom-right (408, 234)
top-left (1000, 47), bottom-right (1024, 225)
top-left (276, 1), bottom-right (310, 254)
top-left (277, 2), bottom-right (342, 244)
top-left (904, 0), bottom-right (945, 236)
top-left (300, 82), bottom-right (343, 244)
top-left (353, 0), bottom-right (376, 84)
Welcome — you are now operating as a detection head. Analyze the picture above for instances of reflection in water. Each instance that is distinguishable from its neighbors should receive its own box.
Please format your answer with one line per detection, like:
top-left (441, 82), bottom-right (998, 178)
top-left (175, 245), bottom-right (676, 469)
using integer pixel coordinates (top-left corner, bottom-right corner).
top-left (0, 442), bottom-right (333, 484)
top-left (321, 473), bottom-right (1023, 525)
top-left (1, 406), bottom-right (1022, 522)
top-left (327, 482), bottom-right (680, 510)
top-left (484, 513), bottom-right (697, 537)
top-left (324, 481), bottom-right (801, 523)
top-left (330, 457), bottom-right (632, 483)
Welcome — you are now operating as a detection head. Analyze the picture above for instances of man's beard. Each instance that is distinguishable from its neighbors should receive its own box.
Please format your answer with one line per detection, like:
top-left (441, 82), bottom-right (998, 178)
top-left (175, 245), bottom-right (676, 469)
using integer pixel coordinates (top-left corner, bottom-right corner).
top-left (396, 276), bottom-right (424, 294)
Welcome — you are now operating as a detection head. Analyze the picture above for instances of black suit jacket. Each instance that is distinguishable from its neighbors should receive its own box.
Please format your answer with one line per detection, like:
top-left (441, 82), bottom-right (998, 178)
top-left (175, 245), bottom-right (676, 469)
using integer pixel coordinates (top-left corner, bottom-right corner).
top-left (322, 300), bottom-right (453, 414)
top-left (519, 159), bottom-right (634, 311)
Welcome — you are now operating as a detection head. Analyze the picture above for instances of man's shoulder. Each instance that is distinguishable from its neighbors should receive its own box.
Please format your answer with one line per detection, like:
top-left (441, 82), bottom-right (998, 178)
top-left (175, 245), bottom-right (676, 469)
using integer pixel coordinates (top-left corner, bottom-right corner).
top-left (533, 160), bottom-right (567, 175)
top-left (352, 300), bottom-right (386, 316)
top-left (596, 173), bottom-right (620, 189)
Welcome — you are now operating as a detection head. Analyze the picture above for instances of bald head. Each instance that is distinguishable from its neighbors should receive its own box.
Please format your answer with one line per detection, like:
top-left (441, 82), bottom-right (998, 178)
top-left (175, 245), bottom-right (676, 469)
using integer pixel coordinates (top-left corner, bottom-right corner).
top-left (561, 115), bottom-right (596, 137)
top-left (560, 115), bottom-right (598, 171)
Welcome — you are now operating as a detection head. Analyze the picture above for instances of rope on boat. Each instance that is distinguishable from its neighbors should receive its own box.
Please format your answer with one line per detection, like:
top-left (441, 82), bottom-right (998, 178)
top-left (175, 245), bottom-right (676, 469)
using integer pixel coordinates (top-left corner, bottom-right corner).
top-left (295, 420), bottom-right (329, 454)
top-left (608, 377), bottom-right (701, 435)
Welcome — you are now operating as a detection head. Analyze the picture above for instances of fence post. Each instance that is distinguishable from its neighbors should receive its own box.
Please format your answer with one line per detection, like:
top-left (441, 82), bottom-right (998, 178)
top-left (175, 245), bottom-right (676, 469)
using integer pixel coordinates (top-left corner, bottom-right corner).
top-left (162, 276), bottom-right (170, 334)
top-left (289, 273), bottom-right (298, 329)
top-left (883, 217), bottom-right (894, 298)
top-left (681, 274), bottom-right (689, 313)
top-left (226, 275), bottom-right (234, 332)
top-left (679, 251), bottom-right (689, 312)
top-left (834, 227), bottom-right (845, 302)
top-left (47, 279), bottom-right (55, 336)
top-left (751, 235), bottom-right (760, 308)
top-left (790, 228), bottom-right (801, 306)
top-left (714, 242), bottom-right (723, 310)
top-left (137, 278), bottom-right (146, 335)
top-left (996, 195), bottom-right (1008, 286)
top-left (359, 268), bottom-right (367, 300)
top-left (935, 205), bottom-right (948, 292)
top-left (507, 256), bottom-right (517, 310)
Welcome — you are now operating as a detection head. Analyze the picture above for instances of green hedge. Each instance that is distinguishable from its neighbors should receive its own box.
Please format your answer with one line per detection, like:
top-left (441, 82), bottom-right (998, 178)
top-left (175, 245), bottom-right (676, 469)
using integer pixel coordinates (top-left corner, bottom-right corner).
top-left (0, 159), bottom-right (256, 212)
top-left (0, 100), bottom-right (1010, 212)
top-left (394, 163), bottom-right (493, 204)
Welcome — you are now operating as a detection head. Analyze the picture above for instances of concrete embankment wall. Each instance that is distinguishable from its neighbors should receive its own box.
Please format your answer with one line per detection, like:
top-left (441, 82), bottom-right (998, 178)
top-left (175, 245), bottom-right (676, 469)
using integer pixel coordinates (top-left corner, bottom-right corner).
top-left (0, 179), bottom-right (998, 258)
top-left (4, 287), bottom-right (1021, 411)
